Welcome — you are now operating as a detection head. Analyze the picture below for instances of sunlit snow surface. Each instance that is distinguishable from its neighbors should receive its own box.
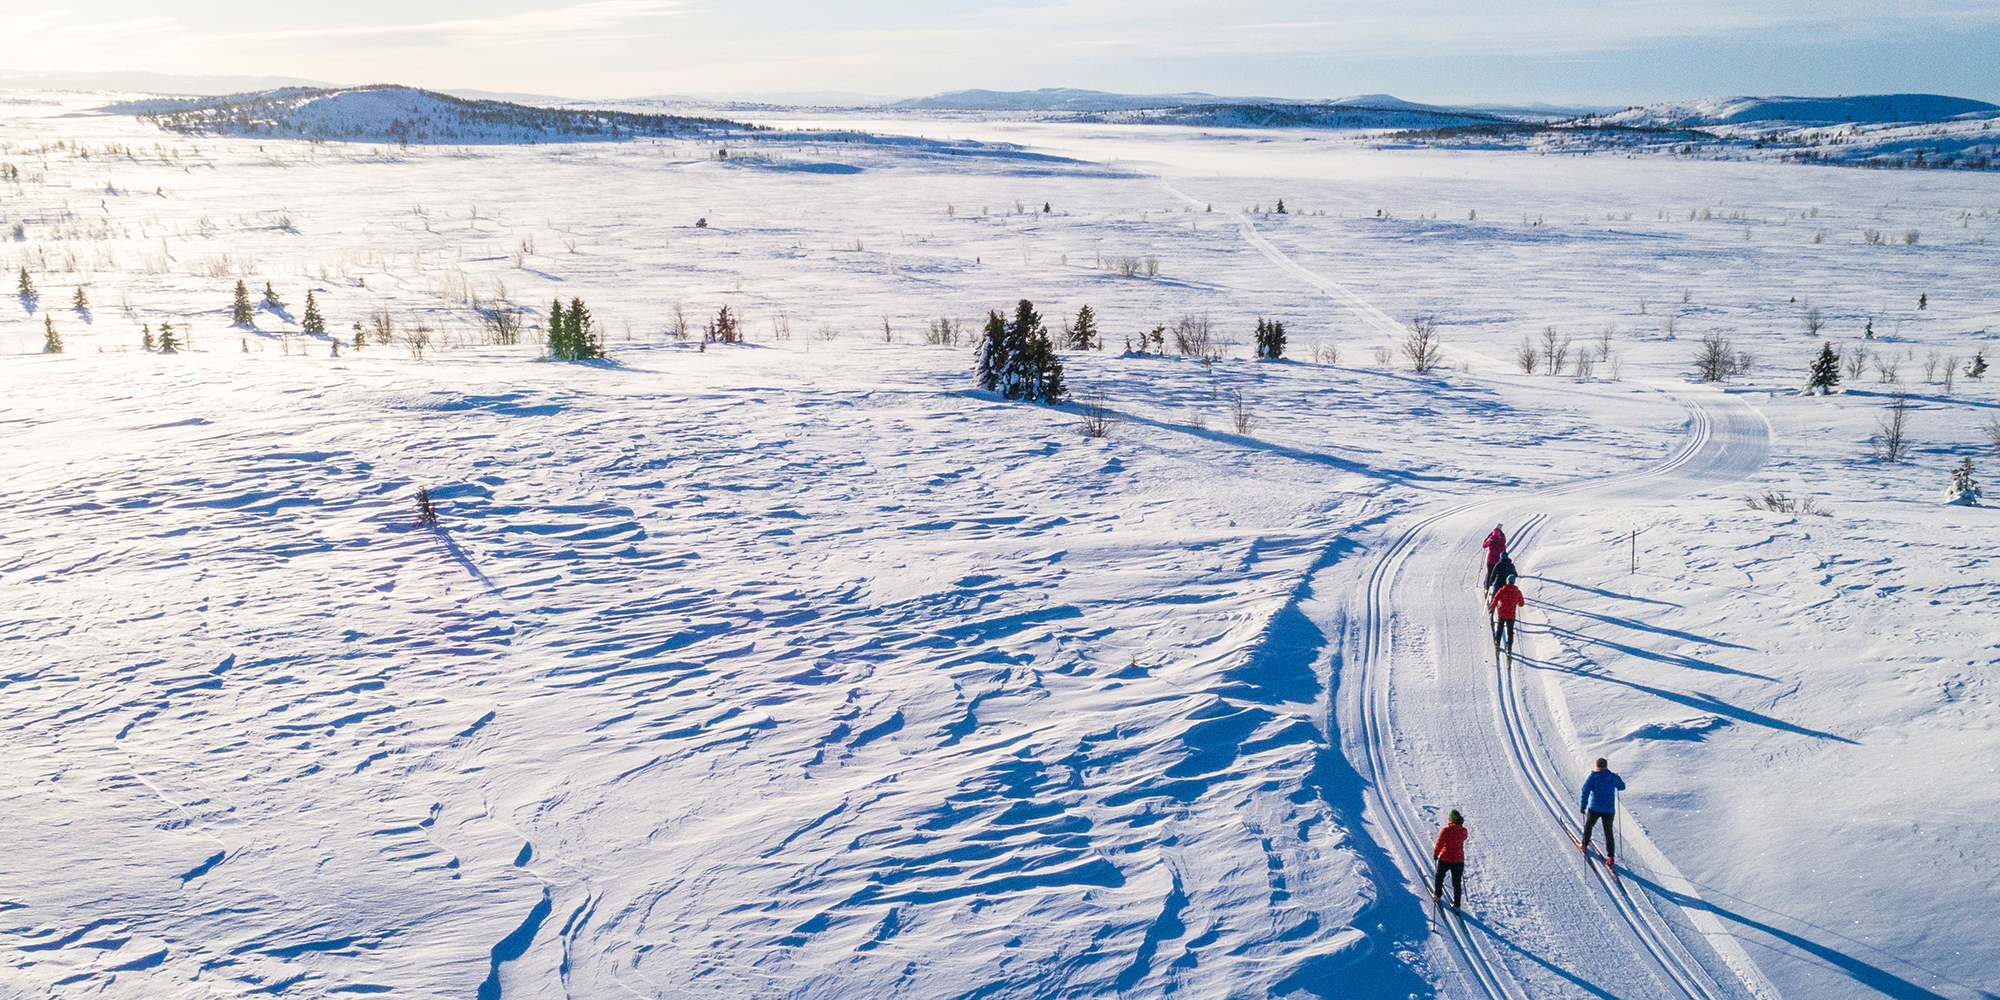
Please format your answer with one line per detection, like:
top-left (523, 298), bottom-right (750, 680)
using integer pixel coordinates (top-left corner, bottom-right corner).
top-left (2, 94), bottom-right (1997, 1000)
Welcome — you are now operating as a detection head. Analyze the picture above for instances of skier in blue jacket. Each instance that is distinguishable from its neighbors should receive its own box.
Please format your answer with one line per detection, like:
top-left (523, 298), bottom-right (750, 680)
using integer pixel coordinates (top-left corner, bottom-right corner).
top-left (1579, 757), bottom-right (1626, 861)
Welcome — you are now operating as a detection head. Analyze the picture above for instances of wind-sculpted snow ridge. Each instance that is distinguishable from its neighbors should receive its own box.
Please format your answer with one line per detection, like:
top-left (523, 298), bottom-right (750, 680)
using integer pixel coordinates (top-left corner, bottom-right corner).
top-left (7, 339), bottom-right (1608, 997)
top-left (100, 85), bottom-right (753, 144)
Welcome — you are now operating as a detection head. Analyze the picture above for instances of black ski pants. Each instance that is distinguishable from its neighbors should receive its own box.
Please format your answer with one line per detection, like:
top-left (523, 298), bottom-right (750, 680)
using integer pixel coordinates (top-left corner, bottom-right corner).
top-left (1582, 810), bottom-right (1615, 857)
top-left (1433, 860), bottom-right (1463, 904)
top-left (1493, 617), bottom-right (1517, 651)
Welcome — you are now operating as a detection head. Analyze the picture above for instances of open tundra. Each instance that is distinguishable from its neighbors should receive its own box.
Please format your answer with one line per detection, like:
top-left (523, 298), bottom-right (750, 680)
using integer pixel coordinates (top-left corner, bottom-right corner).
top-left (2, 89), bottom-right (1997, 999)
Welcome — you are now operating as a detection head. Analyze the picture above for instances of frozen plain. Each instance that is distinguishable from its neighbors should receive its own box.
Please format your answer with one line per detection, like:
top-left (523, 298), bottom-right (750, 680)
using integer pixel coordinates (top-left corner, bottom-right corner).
top-left (1, 92), bottom-right (1997, 999)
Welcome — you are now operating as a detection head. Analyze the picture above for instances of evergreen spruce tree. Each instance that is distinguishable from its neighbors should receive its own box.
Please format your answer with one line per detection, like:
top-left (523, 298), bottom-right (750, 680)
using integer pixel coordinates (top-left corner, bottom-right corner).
top-left (158, 320), bottom-right (179, 353)
top-left (1028, 322), bottom-right (1065, 403)
top-left (1807, 341), bottom-right (1841, 394)
top-left (976, 310), bottom-right (1008, 391)
top-left (262, 282), bottom-right (283, 309)
top-left (42, 315), bottom-right (62, 354)
top-left (548, 299), bottom-right (568, 358)
top-left (142, 323), bottom-right (155, 351)
top-left (16, 266), bottom-right (34, 300)
top-left (1069, 305), bottom-right (1097, 351)
top-left (1255, 317), bottom-right (1287, 359)
top-left (1949, 457), bottom-right (1981, 506)
top-left (72, 287), bottom-right (87, 311)
top-left (1968, 349), bottom-right (1989, 380)
top-left (568, 298), bottom-right (599, 359)
top-left (301, 291), bottom-right (325, 337)
top-left (232, 280), bottom-right (253, 325)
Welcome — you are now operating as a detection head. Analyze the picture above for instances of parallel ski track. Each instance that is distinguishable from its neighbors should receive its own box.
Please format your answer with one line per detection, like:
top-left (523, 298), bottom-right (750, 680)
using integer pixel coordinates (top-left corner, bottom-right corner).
top-left (1152, 173), bottom-right (1759, 999)
top-left (1351, 397), bottom-right (1734, 1000)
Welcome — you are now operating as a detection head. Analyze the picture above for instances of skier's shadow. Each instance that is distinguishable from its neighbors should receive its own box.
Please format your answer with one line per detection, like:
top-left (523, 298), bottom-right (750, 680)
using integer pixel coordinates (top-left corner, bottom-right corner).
top-left (1452, 910), bottom-right (1624, 1000)
top-left (1510, 652), bottom-right (1854, 744)
top-left (1621, 870), bottom-right (1966, 1000)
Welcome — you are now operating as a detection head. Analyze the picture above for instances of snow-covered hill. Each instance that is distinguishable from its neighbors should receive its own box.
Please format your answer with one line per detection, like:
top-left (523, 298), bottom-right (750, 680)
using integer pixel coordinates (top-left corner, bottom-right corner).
top-left (1603, 94), bottom-right (1998, 128)
top-left (99, 85), bottom-right (750, 144)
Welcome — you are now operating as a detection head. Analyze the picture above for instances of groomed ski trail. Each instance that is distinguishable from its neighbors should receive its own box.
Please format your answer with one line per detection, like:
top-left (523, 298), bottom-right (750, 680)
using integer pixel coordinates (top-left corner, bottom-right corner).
top-left (1162, 175), bottom-right (1781, 999)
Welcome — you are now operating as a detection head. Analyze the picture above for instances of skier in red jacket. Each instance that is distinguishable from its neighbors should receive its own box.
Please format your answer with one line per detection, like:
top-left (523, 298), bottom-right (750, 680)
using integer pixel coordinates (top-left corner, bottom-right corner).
top-left (1480, 524), bottom-right (1507, 591)
top-left (1488, 574), bottom-right (1525, 653)
top-left (1432, 810), bottom-right (1468, 907)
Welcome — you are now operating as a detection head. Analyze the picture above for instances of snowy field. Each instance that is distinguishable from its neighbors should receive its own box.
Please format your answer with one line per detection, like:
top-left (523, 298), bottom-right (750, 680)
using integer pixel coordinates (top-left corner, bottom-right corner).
top-left (2, 91), bottom-right (1998, 999)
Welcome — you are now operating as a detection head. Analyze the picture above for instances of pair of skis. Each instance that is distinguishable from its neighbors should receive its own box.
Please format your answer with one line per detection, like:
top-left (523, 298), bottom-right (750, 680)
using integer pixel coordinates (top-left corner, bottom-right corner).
top-left (1566, 826), bottom-right (1625, 894)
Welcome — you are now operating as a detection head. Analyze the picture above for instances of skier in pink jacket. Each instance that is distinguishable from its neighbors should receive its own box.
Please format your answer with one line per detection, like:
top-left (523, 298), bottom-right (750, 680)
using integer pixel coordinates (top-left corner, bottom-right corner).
top-left (1481, 524), bottom-right (1507, 592)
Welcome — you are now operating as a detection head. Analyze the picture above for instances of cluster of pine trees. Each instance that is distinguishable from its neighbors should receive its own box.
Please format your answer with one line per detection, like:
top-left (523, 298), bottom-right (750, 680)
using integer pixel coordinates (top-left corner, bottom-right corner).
top-left (976, 300), bottom-right (1066, 404)
top-left (1254, 317), bottom-right (1287, 359)
top-left (548, 298), bottom-right (602, 360)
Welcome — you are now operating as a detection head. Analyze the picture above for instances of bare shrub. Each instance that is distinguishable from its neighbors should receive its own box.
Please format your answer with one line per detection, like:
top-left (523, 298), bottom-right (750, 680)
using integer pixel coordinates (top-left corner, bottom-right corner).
top-left (1872, 393), bottom-right (1911, 462)
top-left (670, 302), bottom-right (690, 340)
top-left (1574, 351), bottom-right (1596, 379)
top-left (1924, 350), bottom-right (1941, 382)
top-left (1662, 314), bottom-right (1678, 339)
top-left (1172, 314), bottom-right (1213, 357)
top-left (771, 311), bottom-right (792, 341)
top-left (1944, 356), bottom-right (1959, 394)
top-left (1693, 331), bottom-right (1752, 381)
top-left (1230, 391), bottom-right (1256, 434)
top-left (479, 304), bottom-right (522, 345)
top-left (816, 322), bottom-right (840, 342)
top-left (1982, 415), bottom-right (2000, 455)
top-left (924, 316), bottom-right (962, 346)
top-left (369, 309), bottom-right (394, 347)
top-left (1373, 345), bottom-right (1393, 366)
top-left (1516, 337), bottom-right (1540, 374)
top-left (1744, 492), bottom-right (1830, 516)
top-left (407, 323), bottom-right (432, 361)
top-left (1804, 304), bottom-right (1824, 337)
top-left (1844, 346), bottom-right (1868, 381)
top-left (1079, 391), bottom-right (1115, 438)
top-left (1540, 326), bottom-right (1571, 374)
top-left (1145, 255), bottom-right (1159, 277)
top-left (1309, 342), bottom-right (1340, 365)
top-left (1402, 317), bottom-right (1444, 373)
top-left (1903, 230), bottom-right (1920, 246)
top-left (1874, 356), bottom-right (1900, 383)
top-left (1863, 228), bottom-right (1884, 245)
top-left (1114, 257), bottom-right (1141, 277)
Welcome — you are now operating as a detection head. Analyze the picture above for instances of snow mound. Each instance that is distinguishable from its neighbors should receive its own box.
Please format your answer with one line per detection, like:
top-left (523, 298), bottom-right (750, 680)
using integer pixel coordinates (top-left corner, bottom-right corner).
top-left (1619, 715), bottom-right (1733, 742)
top-left (1604, 94), bottom-right (1998, 128)
top-left (100, 85), bottom-right (752, 144)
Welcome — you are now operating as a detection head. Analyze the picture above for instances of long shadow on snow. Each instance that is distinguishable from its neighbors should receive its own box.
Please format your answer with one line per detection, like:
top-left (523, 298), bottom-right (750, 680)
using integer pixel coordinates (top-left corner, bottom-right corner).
top-left (1535, 577), bottom-right (1684, 609)
top-left (1244, 533), bottom-right (1435, 999)
top-left (1092, 409), bottom-right (1460, 486)
top-left (1532, 587), bottom-right (1754, 650)
top-left (1622, 871), bottom-right (1984, 1000)
top-left (1536, 619), bottom-right (1776, 682)
top-left (1516, 656), bottom-right (1855, 744)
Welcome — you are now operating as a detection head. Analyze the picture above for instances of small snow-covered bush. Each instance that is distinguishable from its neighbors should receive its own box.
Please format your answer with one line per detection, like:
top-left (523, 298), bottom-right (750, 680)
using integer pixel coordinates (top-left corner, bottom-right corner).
top-left (1946, 457), bottom-right (1980, 506)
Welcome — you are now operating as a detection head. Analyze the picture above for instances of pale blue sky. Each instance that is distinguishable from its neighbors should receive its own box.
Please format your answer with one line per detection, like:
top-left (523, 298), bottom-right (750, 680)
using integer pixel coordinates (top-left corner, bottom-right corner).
top-left (11, 0), bottom-right (2000, 103)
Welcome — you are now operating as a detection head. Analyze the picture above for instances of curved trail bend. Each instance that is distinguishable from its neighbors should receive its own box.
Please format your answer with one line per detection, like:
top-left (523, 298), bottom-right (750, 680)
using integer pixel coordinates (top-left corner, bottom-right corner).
top-left (1161, 176), bottom-right (1781, 998)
